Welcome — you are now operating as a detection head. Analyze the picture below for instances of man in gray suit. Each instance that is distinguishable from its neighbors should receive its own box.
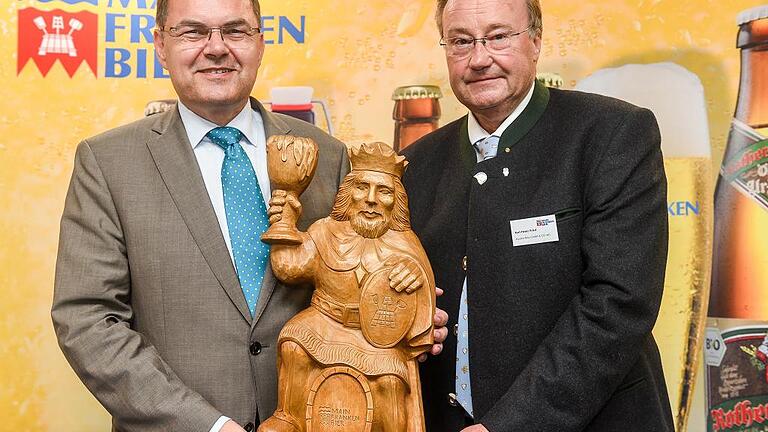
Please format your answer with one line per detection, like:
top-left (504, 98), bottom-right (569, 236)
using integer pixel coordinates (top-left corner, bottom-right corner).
top-left (52, 0), bottom-right (446, 431)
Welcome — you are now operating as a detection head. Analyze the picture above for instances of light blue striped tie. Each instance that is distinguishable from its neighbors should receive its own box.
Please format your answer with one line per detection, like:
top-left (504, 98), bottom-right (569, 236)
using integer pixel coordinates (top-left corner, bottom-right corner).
top-left (456, 135), bottom-right (501, 417)
top-left (474, 135), bottom-right (500, 161)
top-left (208, 126), bottom-right (270, 317)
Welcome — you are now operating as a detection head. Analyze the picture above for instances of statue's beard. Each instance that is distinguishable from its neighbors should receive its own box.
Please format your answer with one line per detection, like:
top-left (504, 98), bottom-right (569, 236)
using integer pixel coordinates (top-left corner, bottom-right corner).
top-left (349, 212), bottom-right (390, 239)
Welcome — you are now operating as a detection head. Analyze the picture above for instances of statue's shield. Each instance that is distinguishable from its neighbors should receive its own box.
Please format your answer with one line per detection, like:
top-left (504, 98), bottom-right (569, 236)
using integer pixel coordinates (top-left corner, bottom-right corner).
top-left (359, 267), bottom-right (417, 349)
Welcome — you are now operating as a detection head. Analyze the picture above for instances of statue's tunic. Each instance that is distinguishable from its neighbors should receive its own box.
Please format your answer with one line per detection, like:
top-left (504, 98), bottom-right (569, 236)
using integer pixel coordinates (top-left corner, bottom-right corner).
top-left (277, 218), bottom-right (435, 385)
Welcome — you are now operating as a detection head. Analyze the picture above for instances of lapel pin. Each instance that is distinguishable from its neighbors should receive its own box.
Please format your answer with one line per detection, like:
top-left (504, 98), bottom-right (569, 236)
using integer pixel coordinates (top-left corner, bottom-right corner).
top-left (474, 172), bottom-right (488, 185)
top-left (502, 167), bottom-right (509, 177)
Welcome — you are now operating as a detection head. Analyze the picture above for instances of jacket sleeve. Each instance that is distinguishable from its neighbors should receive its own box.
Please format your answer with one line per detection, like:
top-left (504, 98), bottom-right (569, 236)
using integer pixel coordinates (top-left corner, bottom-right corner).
top-left (480, 108), bottom-right (669, 431)
top-left (51, 141), bottom-right (221, 431)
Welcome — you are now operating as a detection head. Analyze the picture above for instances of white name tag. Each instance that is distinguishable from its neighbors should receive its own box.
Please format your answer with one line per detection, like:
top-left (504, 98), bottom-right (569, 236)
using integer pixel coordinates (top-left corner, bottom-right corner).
top-left (510, 214), bottom-right (559, 246)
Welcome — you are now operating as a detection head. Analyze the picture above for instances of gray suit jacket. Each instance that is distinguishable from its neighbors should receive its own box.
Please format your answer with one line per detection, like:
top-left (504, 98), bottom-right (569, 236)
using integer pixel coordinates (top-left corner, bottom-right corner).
top-left (52, 99), bottom-right (349, 431)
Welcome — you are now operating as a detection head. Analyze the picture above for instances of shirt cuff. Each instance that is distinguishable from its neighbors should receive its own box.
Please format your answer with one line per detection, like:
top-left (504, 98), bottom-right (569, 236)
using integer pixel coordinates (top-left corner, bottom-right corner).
top-left (210, 416), bottom-right (232, 432)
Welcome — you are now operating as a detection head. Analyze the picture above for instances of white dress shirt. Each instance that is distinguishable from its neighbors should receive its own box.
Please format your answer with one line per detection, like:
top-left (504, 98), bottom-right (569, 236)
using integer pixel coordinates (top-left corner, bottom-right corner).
top-left (176, 100), bottom-right (270, 432)
top-left (177, 100), bottom-right (271, 263)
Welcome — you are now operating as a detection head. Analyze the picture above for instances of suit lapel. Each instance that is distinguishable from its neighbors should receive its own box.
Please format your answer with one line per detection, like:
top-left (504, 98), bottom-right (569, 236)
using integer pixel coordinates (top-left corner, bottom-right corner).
top-left (433, 117), bottom-right (474, 225)
top-left (146, 107), bottom-right (253, 325)
top-left (497, 81), bottom-right (550, 152)
top-left (249, 98), bottom-right (293, 327)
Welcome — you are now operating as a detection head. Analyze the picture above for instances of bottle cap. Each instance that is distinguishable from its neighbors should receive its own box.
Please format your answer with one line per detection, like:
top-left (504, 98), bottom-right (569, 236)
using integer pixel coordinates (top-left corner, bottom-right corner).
top-left (392, 85), bottom-right (442, 100)
top-left (737, 5), bottom-right (768, 26)
top-left (536, 72), bottom-right (564, 89)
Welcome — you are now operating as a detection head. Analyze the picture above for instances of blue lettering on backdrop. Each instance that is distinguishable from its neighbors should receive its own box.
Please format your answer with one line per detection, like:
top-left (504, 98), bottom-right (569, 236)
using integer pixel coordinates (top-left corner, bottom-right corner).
top-left (105, 48), bottom-right (131, 78)
top-left (105, 47), bottom-right (169, 78)
top-left (261, 16), bottom-right (306, 45)
top-left (668, 201), bottom-right (700, 216)
top-left (107, 0), bottom-right (156, 8)
top-left (105, 13), bottom-right (126, 43)
top-left (131, 14), bottom-right (154, 43)
top-left (278, 16), bottom-right (305, 44)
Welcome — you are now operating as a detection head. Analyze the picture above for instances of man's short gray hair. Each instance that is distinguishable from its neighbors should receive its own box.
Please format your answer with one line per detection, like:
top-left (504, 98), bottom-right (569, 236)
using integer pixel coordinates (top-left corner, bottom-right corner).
top-left (435, 0), bottom-right (542, 39)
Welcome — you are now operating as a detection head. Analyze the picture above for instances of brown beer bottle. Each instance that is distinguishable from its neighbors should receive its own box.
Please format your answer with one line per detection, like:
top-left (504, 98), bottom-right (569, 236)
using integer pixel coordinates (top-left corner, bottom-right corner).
top-left (710, 7), bottom-right (768, 318)
top-left (392, 85), bottom-right (442, 152)
top-left (706, 6), bottom-right (768, 431)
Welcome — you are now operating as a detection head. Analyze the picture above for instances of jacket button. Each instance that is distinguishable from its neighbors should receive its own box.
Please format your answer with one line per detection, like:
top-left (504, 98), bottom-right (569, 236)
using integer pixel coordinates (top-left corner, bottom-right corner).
top-left (448, 392), bottom-right (458, 406)
top-left (244, 422), bottom-right (255, 432)
top-left (462, 256), bottom-right (467, 271)
top-left (249, 341), bottom-right (262, 356)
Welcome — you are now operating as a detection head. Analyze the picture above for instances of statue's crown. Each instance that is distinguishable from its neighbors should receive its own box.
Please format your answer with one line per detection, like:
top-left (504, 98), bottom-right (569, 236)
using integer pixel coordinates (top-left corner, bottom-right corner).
top-left (349, 142), bottom-right (407, 178)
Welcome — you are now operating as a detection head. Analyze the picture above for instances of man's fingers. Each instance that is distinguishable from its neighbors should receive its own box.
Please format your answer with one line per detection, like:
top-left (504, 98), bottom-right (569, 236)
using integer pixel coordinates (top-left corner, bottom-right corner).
top-left (434, 307), bottom-right (449, 326)
top-left (435, 287), bottom-right (444, 297)
top-left (434, 326), bottom-right (448, 343)
top-left (430, 343), bottom-right (443, 355)
top-left (417, 353), bottom-right (428, 363)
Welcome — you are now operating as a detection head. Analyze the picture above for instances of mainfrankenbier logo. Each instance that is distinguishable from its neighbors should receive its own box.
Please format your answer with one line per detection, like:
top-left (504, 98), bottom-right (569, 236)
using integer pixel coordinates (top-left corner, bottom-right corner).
top-left (18, 7), bottom-right (98, 77)
top-left (17, 0), bottom-right (307, 79)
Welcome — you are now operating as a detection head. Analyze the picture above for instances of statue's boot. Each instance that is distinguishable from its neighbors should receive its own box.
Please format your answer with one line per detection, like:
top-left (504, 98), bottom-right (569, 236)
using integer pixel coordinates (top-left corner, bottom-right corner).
top-left (258, 340), bottom-right (316, 432)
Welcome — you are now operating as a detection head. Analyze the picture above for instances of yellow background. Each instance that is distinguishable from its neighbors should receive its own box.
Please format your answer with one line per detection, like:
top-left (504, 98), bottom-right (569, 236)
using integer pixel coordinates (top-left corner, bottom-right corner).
top-left (1, 0), bottom-right (766, 430)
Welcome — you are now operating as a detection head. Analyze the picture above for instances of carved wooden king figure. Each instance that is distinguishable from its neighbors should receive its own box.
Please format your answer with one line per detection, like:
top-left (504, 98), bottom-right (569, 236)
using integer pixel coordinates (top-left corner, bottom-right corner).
top-left (258, 141), bottom-right (436, 432)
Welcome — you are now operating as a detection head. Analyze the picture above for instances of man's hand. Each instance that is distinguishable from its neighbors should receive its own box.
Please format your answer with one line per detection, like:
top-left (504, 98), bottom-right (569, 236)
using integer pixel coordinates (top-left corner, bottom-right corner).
top-left (388, 257), bottom-right (426, 293)
top-left (461, 424), bottom-right (489, 432)
top-left (220, 420), bottom-right (246, 432)
top-left (419, 287), bottom-right (449, 362)
top-left (267, 189), bottom-right (301, 225)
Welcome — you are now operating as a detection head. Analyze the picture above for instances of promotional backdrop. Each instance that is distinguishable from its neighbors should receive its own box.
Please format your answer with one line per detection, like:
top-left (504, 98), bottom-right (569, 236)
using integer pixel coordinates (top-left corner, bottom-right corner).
top-left (1, 0), bottom-right (765, 430)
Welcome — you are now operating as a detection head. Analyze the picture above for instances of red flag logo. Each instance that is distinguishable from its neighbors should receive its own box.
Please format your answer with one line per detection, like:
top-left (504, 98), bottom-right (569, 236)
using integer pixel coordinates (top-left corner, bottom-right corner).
top-left (17, 8), bottom-right (98, 77)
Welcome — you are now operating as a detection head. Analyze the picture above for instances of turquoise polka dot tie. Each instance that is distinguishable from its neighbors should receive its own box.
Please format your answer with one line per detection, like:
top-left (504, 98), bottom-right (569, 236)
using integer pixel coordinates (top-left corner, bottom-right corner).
top-left (207, 126), bottom-right (270, 317)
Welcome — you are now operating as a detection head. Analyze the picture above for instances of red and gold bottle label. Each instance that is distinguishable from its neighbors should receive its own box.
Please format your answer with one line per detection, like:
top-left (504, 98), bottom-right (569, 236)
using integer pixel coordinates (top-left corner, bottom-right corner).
top-left (723, 120), bottom-right (768, 211)
top-left (706, 318), bottom-right (768, 431)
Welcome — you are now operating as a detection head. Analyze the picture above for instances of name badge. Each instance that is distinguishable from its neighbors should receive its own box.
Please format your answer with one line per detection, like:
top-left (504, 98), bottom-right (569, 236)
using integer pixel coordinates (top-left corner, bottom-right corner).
top-left (509, 214), bottom-right (559, 246)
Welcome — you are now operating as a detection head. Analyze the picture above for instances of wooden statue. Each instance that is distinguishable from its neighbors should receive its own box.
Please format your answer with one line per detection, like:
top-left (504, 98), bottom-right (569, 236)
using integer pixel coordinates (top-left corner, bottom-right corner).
top-left (258, 140), bottom-right (436, 432)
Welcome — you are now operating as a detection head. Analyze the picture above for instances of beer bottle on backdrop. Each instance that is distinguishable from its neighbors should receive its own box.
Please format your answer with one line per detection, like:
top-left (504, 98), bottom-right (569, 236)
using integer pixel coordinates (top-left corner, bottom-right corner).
top-left (392, 85), bottom-right (441, 152)
top-left (706, 6), bottom-right (768, 431)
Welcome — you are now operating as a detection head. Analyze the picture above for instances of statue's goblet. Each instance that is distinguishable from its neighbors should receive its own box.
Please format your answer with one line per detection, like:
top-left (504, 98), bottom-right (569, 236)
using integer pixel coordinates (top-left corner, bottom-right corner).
top-left (261, 135), bottom-right (318, 245)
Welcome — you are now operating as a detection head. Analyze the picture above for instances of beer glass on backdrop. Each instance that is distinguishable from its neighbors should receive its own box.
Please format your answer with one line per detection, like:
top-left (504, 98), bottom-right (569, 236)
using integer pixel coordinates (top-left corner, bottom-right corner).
top-left (576, 62), bottom-right (713, 432)
top-left (706, 6), bottom-right (768, 431)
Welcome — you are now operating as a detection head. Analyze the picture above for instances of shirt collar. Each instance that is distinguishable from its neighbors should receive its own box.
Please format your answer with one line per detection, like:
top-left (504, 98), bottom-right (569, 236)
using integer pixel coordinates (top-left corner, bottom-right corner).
top-left (177, 99), bottom-right (264, 148)
top-left (467, 81), bottom-right (536, 145)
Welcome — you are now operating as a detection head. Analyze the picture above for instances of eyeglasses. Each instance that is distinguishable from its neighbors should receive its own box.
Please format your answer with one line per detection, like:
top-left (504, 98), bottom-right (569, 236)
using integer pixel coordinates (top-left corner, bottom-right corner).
top-left (439, 27), bottom-right (530, 58)
top-left (158, 24), bottom-right (261, 48)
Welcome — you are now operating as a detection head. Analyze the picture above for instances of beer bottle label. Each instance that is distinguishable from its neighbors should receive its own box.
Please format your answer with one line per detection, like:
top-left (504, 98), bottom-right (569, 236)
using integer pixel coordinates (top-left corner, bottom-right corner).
top-left (705, 319), bottom-right (768, 431)
top-left (722, 120), bottom-right (768, 211)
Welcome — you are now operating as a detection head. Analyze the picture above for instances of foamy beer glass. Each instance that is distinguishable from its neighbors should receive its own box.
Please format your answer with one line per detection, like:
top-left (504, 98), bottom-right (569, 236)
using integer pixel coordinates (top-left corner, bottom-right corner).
top-left (261, 135), bottom-right (318, 245)
top-left (577, 63), bottom-right (713, 432)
